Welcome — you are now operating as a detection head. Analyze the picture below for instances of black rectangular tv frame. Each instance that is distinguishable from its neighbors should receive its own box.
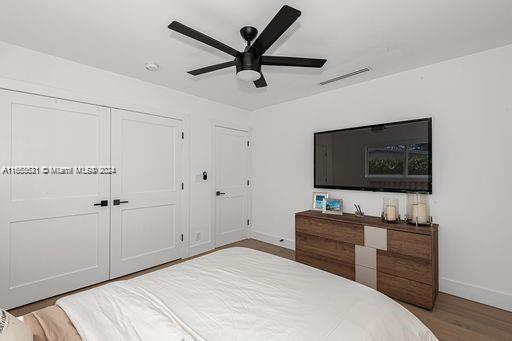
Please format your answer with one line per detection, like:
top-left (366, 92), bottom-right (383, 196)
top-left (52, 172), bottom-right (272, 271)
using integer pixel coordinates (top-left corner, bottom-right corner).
top-left (313, 117), bottom-right (432, 194)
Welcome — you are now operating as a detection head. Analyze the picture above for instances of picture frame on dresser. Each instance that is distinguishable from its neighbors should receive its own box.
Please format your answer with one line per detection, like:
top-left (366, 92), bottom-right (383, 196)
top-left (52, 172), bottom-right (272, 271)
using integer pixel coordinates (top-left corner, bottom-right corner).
top-left (312, 192), bottom-right (329, 210)
top-left (322, 198), bottom-right (343, 215)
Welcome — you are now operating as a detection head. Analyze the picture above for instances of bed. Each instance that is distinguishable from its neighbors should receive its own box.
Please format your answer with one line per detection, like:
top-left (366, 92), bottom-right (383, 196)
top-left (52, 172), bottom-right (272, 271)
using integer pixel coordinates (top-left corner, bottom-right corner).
top-left (22, 247), bottom-right (437, 340)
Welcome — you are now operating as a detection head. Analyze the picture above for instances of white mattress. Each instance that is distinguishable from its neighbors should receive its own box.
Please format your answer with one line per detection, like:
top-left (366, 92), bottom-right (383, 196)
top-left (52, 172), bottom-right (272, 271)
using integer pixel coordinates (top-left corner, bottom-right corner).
top-left (57, 247), bottom-right (437, 341)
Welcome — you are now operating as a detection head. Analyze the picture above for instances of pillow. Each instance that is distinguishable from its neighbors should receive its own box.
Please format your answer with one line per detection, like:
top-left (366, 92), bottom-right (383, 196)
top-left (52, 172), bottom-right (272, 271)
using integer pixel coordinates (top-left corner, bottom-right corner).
top-left (0, 309), bottom-right (33, 341)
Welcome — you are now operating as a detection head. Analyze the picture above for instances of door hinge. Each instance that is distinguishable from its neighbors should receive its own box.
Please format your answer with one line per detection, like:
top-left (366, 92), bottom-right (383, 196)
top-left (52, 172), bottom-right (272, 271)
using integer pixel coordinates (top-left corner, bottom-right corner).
top-left (181, 233), bottom-right (184, 241)
top-left (247, 140), bottom-right (250, 147)
top-left (181, 182), bottom-right (184, 190)
top-left (247, 219), bottom-right (250, 226)
top-left (181, 132), bottom-right (184, 139)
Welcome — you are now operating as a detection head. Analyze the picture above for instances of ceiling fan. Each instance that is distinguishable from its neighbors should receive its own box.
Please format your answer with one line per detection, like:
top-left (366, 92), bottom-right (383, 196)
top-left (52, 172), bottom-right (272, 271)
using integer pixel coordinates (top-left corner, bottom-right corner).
top-left (168, 5), bottom-right (327, 88)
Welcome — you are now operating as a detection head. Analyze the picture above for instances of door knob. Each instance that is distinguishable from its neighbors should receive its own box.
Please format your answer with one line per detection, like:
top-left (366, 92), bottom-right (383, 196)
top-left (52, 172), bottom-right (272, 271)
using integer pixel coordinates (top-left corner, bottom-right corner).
top-left (93, 200), bottom-right (108, 207)
top-left (113, 199), bottom-right (129, 206)
top-left (216, 191), bottom-right (226, 196)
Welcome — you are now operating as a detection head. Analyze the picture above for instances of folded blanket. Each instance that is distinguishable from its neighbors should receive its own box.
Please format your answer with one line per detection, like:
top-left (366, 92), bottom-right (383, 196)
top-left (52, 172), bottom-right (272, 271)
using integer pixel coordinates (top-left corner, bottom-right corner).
top-left (21, 305), bottom-right (81, 341)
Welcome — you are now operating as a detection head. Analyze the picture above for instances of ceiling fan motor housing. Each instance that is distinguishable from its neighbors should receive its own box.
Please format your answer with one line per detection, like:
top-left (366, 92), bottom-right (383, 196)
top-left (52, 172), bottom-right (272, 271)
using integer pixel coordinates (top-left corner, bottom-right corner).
top-left (235, 52), bottom-right (261, 74)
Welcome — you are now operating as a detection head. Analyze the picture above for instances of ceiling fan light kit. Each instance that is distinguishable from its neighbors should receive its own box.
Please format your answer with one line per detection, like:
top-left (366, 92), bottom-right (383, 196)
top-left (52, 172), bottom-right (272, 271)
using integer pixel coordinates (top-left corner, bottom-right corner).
top-left (237, 70), bottom-right (261, 81)
top-left (168, 5), bottom-right (326, 88)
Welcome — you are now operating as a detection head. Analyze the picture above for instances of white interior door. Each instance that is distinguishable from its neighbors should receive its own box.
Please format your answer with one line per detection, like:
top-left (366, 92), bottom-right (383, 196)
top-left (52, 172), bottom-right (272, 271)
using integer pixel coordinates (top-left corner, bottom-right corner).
top-left (214, 126), bottom-right (250, 247)
top-left (110, 109), bottom-right (183, 278)
top-left (0, 91), bottom-right (110, 309)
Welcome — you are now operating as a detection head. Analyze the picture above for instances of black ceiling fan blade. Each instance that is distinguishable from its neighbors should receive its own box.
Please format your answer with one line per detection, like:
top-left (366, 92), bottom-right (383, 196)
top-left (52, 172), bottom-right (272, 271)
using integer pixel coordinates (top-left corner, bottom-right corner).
top-left (188, 60), bottom-right (236, 76)
top-left (248, 5), bottom-right (301, 56)
top-left (254, 73), bottom-right (267, 88)
top-left (169, 21), bottom-right (240, 57)
top-left (262, 56), bottom-right (326, 68)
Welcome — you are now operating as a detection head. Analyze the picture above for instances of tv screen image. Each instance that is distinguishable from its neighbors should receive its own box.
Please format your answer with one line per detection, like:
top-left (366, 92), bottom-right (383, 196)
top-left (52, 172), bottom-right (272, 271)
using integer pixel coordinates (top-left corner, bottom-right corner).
top-left (314, 118), bottom-right (432, 193)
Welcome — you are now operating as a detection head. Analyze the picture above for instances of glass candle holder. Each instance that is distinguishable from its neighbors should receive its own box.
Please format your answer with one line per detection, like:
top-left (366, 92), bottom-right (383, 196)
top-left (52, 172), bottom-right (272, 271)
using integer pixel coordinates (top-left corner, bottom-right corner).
top-left (382, 198), bottom-right (399, 222)
top-left (406, 193), bottom-right (430, 224)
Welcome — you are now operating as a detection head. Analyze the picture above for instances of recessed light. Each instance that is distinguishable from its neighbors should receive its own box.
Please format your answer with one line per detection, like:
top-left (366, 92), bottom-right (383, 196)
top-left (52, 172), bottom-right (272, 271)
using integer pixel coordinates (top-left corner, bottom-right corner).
top-left (144, 62), bottom-right (160, 72)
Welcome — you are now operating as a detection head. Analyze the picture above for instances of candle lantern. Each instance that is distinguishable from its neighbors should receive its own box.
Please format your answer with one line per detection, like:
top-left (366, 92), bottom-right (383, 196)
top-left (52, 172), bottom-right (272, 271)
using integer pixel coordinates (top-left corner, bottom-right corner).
top-left (382, 198), bottom-right (400, 223)
top-left (406, 193), bottom-right (432, 226)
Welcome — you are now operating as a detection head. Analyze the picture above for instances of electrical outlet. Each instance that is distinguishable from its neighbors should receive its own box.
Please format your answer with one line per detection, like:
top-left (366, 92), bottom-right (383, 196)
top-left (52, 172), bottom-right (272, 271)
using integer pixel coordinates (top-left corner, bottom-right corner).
top-left (196, 232), bottom-right (201, 241)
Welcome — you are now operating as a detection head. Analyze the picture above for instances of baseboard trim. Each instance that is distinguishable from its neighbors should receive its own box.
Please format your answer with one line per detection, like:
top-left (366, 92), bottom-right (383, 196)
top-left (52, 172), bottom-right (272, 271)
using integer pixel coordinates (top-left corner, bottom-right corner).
top-left (188, 241), bottom-right (214, 258)
top-left (440, 277), bottom-right (512, 312)
top-left (251, 230), bottom-right (295, 250)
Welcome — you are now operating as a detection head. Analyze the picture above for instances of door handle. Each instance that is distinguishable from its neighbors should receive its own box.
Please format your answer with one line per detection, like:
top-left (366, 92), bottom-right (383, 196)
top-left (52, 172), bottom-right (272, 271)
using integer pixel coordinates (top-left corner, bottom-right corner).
top-left (113, 199), bottom-right (129, 206)
top-left (93, 200), bottom-right (108, 207)
top-left (216, 191), bottom-right (226, 196)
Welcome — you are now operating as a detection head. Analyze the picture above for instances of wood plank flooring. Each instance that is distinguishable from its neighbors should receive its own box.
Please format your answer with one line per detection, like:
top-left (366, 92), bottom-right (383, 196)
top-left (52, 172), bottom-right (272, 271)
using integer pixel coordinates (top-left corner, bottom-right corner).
top-left (8, 239), bottom-right (512, 340)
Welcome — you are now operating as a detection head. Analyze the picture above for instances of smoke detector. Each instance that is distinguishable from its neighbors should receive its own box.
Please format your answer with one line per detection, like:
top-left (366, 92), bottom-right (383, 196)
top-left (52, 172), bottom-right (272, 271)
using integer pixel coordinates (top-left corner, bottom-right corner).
top-left (144, 62), bottom-right (160, 72)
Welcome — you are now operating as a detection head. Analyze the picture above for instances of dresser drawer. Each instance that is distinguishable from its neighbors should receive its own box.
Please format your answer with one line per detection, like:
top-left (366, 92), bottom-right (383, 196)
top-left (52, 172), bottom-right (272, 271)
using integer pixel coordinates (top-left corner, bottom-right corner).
top-left (296, 216), bottom-right (363, 245)
top-left (387, 230), bottom-right (432, 259)
top-left (377, 272), bottom-right (434, 309)
top-left (377, 250), bottom-right (432, 285)
top-left (356, 265), bottom-right (377, 289)
top-left (296, 232), bottom-right (355, 264)
top-left (296, 250), bottom-right (355, 280)
top-left (364, 226), bottom-right (387, 250)
top-left (355, 245), bottom-right (376, 269)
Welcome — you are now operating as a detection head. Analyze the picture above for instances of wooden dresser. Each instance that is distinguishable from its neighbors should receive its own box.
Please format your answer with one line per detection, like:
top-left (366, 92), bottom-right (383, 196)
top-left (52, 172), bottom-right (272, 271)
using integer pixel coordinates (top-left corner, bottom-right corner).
top-left (295, 210), bottom-right (438, 309)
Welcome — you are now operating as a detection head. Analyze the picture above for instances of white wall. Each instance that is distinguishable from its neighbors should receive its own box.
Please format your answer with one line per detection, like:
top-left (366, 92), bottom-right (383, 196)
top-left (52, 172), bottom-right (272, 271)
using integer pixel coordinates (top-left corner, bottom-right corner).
top-left (250, 44), bottom-right (512, 311)
top-left (2, 39), bottom-right (511, 311)
top-left (0, 41), bottom-right (250, 256)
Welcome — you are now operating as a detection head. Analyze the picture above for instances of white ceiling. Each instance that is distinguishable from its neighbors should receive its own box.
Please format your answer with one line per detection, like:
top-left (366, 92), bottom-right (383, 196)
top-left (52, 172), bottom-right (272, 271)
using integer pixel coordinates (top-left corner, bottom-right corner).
top-left (1, 0), bottom-right (511, 110)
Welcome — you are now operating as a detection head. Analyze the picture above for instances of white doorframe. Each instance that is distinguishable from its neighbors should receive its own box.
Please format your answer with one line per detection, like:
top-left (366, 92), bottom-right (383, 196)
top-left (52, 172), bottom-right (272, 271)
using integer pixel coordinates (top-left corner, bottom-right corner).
top-left (211, 122), bottom-right (252, 248)
top-left (0, 79), bottom-right (188, 124)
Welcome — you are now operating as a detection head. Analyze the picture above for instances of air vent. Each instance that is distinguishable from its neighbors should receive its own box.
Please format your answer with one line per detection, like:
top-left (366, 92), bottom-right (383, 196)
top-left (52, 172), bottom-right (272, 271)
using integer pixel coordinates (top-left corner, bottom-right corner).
top-left (319, 67), bottom-right (371, 86)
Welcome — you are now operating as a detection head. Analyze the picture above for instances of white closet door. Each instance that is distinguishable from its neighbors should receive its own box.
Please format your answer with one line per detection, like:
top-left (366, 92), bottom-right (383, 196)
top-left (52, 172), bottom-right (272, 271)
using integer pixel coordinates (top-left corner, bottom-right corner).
top-left (214, 126), bottom-right (250, 247)
top-left (0, 91), bottom-right (111, 309)
top-left (110, 109), bottom-right (183, 278)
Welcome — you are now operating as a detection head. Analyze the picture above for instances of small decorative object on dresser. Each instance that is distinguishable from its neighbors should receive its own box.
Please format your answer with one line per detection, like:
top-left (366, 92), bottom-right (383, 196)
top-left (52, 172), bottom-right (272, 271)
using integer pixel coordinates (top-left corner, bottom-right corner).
top-left (382, 197), bottom-right (400, 223)
top-left (354, 204), bottom-right (364, 217)
top-left (323, 198), bottom-right (343, 215)
top-left (406, 193), bottom-right (432, 226)
top-left (312, 192), bottom-right (329, 210)
top-left (295, 210), bottom-right (439, 309)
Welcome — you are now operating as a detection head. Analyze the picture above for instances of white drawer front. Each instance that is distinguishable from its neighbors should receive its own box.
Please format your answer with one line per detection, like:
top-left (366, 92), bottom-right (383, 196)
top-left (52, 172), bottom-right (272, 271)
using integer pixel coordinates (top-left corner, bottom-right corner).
top-left (364, 226), bottom-right (387, 250)
top-left (355, 245), bottom-right (376, 269)
top-left (355, 265), bottom-right (377, 289)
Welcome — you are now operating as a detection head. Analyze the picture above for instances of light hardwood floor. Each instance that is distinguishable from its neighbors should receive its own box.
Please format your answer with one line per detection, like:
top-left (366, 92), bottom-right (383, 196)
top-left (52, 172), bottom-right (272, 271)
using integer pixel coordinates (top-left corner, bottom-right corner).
top-left (9, 239), bottom-right (512, 340)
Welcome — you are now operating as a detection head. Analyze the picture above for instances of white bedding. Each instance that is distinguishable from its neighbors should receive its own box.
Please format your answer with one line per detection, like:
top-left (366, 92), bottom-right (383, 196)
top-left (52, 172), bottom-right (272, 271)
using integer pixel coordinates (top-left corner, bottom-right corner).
top-left (57, 247), bottom-right (437, 341)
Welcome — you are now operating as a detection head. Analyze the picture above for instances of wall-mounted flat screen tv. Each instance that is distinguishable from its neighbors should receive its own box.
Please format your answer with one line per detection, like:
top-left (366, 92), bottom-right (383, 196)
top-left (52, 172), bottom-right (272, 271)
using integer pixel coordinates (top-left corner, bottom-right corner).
top-left (314, 118), bottom-right (432, 193)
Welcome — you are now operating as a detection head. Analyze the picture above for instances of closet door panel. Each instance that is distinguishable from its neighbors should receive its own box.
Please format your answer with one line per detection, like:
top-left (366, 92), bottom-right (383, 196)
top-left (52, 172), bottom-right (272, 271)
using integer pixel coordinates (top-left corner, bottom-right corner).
top-left (0, 91), bottom-right (110, 309)
top-left (110, 109), bottom-right (183, 278)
